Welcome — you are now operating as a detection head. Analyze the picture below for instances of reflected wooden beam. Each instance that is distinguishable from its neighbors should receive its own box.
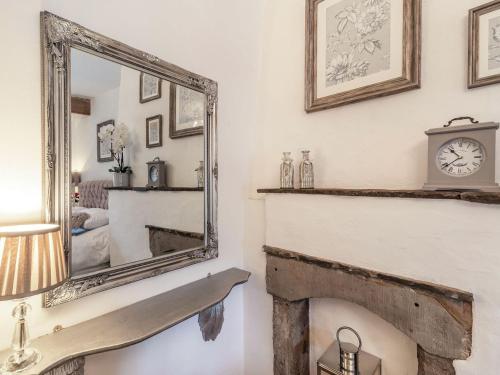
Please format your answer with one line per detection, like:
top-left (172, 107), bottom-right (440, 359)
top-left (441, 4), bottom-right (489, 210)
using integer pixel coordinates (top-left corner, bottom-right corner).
top-left (71, 97), bottom-right (91, 115)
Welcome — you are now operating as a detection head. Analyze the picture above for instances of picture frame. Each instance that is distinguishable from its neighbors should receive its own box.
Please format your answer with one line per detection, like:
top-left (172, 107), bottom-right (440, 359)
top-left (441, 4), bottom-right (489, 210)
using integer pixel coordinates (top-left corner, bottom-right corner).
top-left (169, 83), bottom-right (204, 139)
top-left (305, 0), bottom-right (421, 112)
top-left (139, 72), bottom-right (161, 103)
top-left (146, 114), bottom-right (163, 148)
top-left (469, 0), bottom-right (500, 88)
top-left (96, 120), bottom-right (114, 162)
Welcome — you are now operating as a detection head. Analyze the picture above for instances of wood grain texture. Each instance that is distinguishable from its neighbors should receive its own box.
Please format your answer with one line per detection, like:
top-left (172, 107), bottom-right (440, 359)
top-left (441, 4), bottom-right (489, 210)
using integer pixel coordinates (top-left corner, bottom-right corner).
top-left (417, 346), bottom-right (455, 375)
top-left (273, 297), bottom-right (309, 375)
top-left (305, 0), bottom-right (421, 111)
top-left (257, 187), bottom-right (500, 204)
top-left (265, 246), bottom-right (473, 361)
top-left (0, 268), bottom-right (250, 375)
top-left (70, 97), bottom-right (90, 115)
top-left (146, 225), bottom-right (204, 256)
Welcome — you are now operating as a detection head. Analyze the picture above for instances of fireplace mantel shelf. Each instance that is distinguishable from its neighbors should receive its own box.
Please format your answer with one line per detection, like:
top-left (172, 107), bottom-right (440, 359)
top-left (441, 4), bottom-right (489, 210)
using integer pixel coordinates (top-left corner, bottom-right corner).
top-left (0, 268), bottom-right (250, 375)
top-left (257, 188), bottom-right (500, 204)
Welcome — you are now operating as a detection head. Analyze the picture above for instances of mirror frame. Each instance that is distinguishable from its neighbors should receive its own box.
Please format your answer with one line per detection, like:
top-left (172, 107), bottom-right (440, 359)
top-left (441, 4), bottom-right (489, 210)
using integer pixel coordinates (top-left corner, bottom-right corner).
top-left (40, 12), bottom-right (218, 307)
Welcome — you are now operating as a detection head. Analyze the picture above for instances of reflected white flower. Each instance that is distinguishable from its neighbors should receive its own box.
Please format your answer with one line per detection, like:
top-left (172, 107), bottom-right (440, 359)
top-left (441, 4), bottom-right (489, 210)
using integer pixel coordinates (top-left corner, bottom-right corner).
top-left (97, 124), bottom-right (114, 142)
top-left (111, 122), bottom-right (129, 153)
top-left (326, 53), bottom-right (369, 84)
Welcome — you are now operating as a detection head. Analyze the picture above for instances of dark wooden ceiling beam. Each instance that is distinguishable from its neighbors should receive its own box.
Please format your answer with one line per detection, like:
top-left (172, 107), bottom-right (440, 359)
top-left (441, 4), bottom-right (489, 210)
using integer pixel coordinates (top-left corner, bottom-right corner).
top-left (71, 97), bottom-right (91, 115)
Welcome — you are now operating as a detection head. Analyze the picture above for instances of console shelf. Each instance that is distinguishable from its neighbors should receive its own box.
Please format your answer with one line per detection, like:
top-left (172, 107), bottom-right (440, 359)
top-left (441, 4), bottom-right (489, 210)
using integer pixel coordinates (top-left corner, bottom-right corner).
top-left (257, 188), bottom-right (500, 205)
top-left (0, 268), bottom-right (250, 375)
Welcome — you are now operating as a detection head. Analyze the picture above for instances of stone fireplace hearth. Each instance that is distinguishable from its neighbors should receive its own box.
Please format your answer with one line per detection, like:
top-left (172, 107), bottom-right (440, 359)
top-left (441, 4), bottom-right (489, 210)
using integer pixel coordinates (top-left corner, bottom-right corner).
top-left (265, 245), bottom-right (473, 375)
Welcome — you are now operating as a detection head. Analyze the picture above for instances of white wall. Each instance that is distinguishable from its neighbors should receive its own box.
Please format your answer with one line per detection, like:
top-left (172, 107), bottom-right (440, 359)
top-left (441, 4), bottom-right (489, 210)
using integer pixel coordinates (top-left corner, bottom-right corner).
top-left (244, 0), bottom-right (500, 374)
top-left (72, 88), bottom-right (120, 181)
top-left (108, 190), bottom-right (203, 266)
top-left (0, 0), bottom-right (261, 374)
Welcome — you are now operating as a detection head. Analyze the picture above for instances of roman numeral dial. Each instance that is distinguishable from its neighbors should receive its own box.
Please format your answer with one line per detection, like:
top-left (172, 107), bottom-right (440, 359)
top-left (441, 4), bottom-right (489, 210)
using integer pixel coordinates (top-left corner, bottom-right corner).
top-left (436, 138), bottom-right (485, 177)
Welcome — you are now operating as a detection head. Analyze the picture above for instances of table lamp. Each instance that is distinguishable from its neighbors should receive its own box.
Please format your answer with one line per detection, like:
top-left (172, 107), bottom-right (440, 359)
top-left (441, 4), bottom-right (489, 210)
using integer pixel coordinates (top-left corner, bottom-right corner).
top-left (0, 224), bottom-right (66, 373)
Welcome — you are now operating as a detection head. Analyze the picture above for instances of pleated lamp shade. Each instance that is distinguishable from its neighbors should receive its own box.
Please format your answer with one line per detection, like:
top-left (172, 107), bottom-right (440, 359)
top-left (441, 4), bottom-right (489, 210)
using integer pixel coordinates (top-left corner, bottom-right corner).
top-left (0, 224), bottom-right (67, 300)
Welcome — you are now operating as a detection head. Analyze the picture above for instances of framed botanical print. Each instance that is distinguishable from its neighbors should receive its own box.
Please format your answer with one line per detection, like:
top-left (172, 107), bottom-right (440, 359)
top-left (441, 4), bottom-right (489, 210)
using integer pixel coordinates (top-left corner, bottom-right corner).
top-left (96, 120), bottom-right (114, 162)
top-left (169, 83), bottom-right (205, 139)
top-left (469, 0), bottom-right (500, 88)
top-left (140, 72), bottom-right (161, 103)
top-left (305, 0), bottom-right (421, 112)
top-left (146, 115), bottom-right (163, 148)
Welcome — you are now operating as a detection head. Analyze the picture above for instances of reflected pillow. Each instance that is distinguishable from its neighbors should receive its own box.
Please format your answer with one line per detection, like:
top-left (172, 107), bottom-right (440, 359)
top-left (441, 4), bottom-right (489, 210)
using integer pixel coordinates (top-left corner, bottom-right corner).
top-left (72, 212), bottom-right (89, 229)
top-left (82, 208), bottom-right (109, 230)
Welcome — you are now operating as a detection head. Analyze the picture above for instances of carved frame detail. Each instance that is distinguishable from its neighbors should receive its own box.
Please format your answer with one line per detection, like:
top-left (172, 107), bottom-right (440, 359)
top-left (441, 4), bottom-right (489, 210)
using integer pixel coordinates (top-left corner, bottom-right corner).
top-left (41, 12), bottom-right (218, 307)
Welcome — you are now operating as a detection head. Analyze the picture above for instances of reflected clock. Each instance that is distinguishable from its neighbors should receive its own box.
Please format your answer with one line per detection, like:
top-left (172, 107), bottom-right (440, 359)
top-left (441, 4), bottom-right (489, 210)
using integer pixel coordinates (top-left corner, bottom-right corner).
top-left (423, 117), bottom-right (500, 191)
top-left (146, 157), bottom-right (166, 188)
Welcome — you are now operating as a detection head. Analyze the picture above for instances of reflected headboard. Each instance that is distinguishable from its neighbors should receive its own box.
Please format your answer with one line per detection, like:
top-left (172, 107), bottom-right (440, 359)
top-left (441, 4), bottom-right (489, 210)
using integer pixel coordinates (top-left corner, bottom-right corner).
top-left (79, 180), bottom-right (112, 209)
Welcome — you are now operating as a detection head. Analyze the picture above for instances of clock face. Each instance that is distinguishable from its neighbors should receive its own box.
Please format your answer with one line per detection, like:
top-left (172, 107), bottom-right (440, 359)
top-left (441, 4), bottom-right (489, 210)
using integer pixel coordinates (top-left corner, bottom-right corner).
top-left (436, 138), bottom-right (485, 177)
top-left (149, 166), bottom-right (159, 182)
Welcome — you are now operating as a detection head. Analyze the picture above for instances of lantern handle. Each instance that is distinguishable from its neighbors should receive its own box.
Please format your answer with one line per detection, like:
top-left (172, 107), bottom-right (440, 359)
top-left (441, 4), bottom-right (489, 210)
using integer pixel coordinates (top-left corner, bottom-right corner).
top-left (336, 326), bottom-right (362, 353)
top-left (444, 116), bottom-right (479, 127)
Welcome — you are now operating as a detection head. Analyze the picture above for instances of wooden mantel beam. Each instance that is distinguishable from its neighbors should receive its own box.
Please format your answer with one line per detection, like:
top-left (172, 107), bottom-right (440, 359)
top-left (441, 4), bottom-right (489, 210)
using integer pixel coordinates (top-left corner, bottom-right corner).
top-left (265, 245), bottom-right (473, 375)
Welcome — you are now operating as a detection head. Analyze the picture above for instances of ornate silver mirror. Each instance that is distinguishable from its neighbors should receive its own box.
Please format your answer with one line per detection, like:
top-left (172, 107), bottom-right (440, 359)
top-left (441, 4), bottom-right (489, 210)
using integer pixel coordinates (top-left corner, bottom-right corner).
top-left (41, 12), bottom-right (218, 306)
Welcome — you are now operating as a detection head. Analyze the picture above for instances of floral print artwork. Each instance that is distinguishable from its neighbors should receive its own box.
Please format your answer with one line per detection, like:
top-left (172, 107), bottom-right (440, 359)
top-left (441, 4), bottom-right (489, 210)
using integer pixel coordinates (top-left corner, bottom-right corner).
top-left (489, 16), bottom-right (500, 70)
top-left (325, 0), bottom-right (391, 87)
top-left (177, 86), bottom-right (205, 130)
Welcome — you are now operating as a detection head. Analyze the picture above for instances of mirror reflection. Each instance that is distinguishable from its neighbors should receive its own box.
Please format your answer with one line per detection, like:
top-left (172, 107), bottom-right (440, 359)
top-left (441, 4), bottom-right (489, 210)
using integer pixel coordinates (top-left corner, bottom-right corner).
top-left (70, 48), bottom-right (205, 276)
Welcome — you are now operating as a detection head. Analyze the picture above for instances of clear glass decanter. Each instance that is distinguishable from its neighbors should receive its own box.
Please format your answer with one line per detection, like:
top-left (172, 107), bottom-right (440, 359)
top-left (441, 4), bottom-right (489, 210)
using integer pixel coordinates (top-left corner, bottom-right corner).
top-left (299, 150), bottom-right (314, 189)
top-left (280, 152), bottom-right (294, 189)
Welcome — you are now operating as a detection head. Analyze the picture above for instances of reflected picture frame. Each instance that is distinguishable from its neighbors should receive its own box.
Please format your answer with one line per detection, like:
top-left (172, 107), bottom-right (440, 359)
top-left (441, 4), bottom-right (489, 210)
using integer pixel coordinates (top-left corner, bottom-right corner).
top-left (305, 0), bottom-right (421, 112)
top-left (146, 115), bottom-right (163, 148)
top-left (469, 0), bottom-right (500, 88)
top-left (169, 83), bottom-right (204, 139)
top-left (96, 120), bottom-right (114, 162)
top-left (140, 72), bottom-right (161, 103)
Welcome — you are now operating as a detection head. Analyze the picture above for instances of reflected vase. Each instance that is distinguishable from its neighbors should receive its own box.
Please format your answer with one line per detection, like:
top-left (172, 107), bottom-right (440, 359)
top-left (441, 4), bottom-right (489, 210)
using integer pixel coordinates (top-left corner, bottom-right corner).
top-left (113, 172), bottom-right (130, 188)
top-left (195, 161), bottom-right (204, 188)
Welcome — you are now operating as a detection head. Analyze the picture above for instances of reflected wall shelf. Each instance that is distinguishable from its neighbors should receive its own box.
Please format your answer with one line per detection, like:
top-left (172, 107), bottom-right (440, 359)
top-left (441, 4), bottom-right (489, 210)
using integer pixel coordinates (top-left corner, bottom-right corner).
top-left (106, 186), bottom-right (203, 192)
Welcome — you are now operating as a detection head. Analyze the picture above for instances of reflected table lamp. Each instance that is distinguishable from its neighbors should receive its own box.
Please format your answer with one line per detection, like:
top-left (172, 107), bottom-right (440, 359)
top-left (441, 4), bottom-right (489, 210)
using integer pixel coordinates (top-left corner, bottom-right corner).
top-left (0, 224), bottom-right (66, 373)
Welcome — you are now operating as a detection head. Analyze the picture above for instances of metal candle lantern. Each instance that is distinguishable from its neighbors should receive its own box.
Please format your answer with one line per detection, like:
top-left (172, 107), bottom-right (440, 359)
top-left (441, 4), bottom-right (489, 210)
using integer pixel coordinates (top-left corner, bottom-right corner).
top-left (317, 327), bottom-right (381, 375)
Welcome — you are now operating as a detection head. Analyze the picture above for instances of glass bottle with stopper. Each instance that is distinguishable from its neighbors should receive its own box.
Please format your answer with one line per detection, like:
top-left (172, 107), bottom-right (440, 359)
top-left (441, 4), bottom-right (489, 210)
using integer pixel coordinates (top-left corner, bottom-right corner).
top-left (195, 160), bottom-right (204, 188)
top-left (299, 150), bottom-right (314, 189)
top-left (280, 152), bottom-right (294, 189)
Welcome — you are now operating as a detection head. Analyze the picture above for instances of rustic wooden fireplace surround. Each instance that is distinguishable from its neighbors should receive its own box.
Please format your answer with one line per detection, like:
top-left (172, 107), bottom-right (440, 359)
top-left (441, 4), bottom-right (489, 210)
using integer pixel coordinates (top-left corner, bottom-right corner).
top-left (265, 245), bottom-right (474, 375)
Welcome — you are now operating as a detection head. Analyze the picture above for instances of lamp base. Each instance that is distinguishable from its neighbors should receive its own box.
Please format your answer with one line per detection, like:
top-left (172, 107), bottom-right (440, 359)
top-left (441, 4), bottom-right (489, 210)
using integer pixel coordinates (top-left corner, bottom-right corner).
top-left (0, 347), bottom-right (41, 374)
